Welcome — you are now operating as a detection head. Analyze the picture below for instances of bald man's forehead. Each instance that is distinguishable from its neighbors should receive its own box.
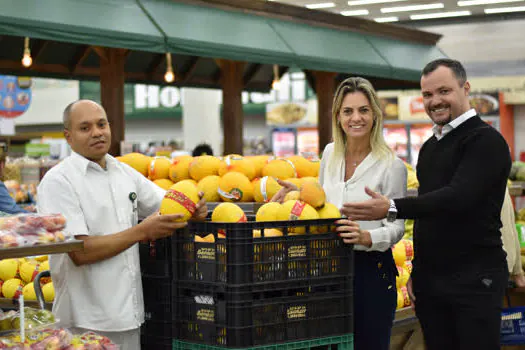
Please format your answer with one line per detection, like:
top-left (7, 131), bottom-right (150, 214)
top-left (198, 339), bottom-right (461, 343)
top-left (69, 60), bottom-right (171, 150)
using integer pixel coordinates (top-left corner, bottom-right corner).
top-left (69, 101), bottom-right (108, 127)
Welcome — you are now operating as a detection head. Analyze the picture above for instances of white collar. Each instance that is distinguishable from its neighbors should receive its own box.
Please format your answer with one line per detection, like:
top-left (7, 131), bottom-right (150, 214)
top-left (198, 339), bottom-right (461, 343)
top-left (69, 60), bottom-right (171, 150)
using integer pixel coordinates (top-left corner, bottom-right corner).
top-left (70, 151), bottom-right (114, 175)
top-left (432, 108), bottom-right (477, 140)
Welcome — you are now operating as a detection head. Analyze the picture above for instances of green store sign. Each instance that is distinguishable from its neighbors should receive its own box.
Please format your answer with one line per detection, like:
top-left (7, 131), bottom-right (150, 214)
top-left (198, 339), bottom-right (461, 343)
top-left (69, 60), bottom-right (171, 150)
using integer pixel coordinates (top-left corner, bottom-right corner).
top-left (79, 77), bottom-right (314, 121)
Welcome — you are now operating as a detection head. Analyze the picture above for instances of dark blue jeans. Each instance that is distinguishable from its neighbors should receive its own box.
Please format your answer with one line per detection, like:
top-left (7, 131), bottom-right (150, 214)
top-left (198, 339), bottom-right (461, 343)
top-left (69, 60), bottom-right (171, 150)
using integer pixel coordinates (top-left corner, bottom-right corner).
top-left (353, 250), bottom-right (397, 350)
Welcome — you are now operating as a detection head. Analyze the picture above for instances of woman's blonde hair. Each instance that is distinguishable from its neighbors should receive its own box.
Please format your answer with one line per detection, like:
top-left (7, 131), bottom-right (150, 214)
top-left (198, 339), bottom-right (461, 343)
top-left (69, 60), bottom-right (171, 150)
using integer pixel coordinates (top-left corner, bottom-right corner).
top-left (329, 77), bottom-right (393, 171)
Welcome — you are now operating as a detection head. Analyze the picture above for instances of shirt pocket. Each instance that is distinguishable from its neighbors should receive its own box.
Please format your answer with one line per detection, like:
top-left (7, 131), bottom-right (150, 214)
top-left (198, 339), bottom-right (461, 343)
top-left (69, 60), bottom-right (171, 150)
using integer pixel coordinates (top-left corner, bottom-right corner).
top-left (113, 177), bottom-right (139, 226)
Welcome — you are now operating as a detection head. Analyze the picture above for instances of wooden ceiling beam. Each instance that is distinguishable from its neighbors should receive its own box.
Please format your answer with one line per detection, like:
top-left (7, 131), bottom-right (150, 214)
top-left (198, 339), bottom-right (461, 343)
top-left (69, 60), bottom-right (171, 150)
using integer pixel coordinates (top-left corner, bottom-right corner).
top-left (182, 56), bottom-right (200, 82)
top-left (31, 40), bottom-right (49, 62)
top-left (243, 63), bottom-right (262, 87)
top-left (146, 53), bottom-right (165, 79)
top-left (69, 45), bottom-right (92, 74)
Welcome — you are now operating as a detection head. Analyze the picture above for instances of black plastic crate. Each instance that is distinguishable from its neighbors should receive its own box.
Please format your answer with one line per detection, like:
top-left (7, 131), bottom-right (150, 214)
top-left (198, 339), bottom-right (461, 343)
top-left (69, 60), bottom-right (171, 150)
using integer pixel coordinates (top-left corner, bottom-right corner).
top-left (172, 218), bottom-right (353, 286)
top-left (142, 319), bottom-right (173, 339)
top-left (142, 276), bottom-right (172, 322)
top-left (173, 278), bottom-right (353, 348)
top-left (140, 237), bottom-right (172, 278)
top-left (141, 334), bottom-right (172, 350)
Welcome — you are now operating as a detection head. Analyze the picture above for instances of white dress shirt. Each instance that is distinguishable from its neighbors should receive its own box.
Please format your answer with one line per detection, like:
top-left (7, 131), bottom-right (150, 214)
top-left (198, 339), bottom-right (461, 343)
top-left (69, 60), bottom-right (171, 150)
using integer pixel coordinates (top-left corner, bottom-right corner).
top-left (319, 143), bottom-right (407, 252)
top-left (37, 152), bottom-right (165, 332)
top-left (432, 108), bottom-right (477, 141)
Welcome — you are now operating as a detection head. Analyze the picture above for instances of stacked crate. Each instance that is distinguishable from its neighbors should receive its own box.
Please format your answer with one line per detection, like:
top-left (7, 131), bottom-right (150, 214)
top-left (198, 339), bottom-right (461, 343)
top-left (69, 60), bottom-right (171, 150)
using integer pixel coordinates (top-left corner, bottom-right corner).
top-left (171, 217), bottom-right (354, 348)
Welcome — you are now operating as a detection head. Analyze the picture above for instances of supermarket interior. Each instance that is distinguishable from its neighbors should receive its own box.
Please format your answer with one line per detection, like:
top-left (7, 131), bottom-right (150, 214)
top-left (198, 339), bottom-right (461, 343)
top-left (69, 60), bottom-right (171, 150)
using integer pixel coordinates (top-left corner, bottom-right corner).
top-left (1, 0), bottom-right (525, 349)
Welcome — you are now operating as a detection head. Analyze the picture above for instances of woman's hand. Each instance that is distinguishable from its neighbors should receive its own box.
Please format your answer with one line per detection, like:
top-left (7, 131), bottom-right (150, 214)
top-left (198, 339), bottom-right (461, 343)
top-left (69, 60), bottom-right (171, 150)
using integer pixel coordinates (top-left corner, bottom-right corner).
top-left (335, 218), bottom-right (372, 247)
top-left (270, 179), bottom-right (299, 203)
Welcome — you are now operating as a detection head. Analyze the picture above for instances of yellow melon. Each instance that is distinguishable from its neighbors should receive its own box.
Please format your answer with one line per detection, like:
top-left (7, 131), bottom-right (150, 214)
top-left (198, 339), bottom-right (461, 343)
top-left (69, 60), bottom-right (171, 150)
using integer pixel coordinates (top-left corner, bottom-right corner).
top-left (148, 157), bottom-right (171, 180)
top-left (2, 278), bottom-right (24, 299)
top-left (197, 175), bottom-right (221, 202)
top-left (392, 239), bottom-right (414, 266)
top-left (42, 282), bottom-right (55, 302)
top-left (159, 181), bottom-right (200, 222)
top-left (22, 282), bottom-right (37, 301)
top-left (253, 176), bottom-right (282, 203)
top-left (396, 266), bottom-right (410, 289)
top-left (177, 179), bottom-right (198, 188)
top-left (316, 202), bottom-right (341, 233)
top-left (299, 181), bottom-right (326, 209)
top-left (189, 156), bottom-right (221, 181)
top-left (169, 155), bottom-right (193, 183)
top-left (404, 260), bottom-right (413, 275)
top-left (256, 202), bottom-right (282, 222)
top-left (218, 172), bottom-right (253, 202)
top-left (253, 228), bottom-right (283, 238)
top-left (262, 159), bottom-right (297, 180)
top-left (285, 178), bottom-right (303, 189)
top-left (218, 156), bottom-right (256, 180)
top-left (309, 160), bottom-right (321, 177)
top-left (0, 259), bottom-right (19, 281)
top-left (277, 200), bottom-right (319, 234)
top-left (246, 155), bottom-right (271, 178)
top-left (211, 203), bottom-right (247, 237)
top-left (301, 177), bottom-right (318, 184)
top-left (153, 179), bottom-right (175, 190)
top-left (19, 261), bottom-right (42, 283)
top-left (284, 191), bottom-right (300, 202)
top-left (119, 153), bottom-right (151, 176)
top-left (287, 156), bottom-right (314, 178)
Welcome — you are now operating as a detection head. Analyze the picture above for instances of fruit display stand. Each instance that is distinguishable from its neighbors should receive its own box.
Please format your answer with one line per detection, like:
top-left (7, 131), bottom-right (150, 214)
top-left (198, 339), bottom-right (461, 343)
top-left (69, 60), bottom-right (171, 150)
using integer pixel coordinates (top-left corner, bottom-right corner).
top-left (0, 240), bottom-right (83, 260)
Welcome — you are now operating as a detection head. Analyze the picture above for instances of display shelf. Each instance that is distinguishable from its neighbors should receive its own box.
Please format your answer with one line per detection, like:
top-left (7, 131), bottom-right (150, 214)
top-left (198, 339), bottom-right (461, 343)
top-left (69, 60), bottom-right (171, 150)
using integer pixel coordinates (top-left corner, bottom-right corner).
top-left (0, 298), bottom-right (52, 310)
top-left (0, 240), bottom-right (83, 259)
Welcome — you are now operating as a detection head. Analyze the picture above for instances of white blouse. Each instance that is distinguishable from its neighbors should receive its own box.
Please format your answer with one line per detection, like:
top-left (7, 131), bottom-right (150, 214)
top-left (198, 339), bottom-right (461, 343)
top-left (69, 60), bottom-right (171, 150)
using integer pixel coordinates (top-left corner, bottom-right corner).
top-left (319, 143), bottom-right (407, 252)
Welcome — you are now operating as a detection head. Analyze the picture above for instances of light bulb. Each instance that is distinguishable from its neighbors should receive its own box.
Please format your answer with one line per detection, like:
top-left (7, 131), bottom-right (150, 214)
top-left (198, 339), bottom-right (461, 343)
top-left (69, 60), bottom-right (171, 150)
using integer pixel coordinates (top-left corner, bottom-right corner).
top-left (164, 70), bottom-right (174, 83)
top-left (21, 54), bottom-right (32, 68)
top-left (272, 79), bottom-right (280, 90)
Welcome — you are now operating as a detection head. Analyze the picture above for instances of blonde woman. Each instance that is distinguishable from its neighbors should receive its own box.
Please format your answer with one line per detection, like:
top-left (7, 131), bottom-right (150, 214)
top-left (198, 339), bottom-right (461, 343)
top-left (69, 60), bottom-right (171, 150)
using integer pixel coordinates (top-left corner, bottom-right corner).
top-left (273, 77), bottom-right (407, 349)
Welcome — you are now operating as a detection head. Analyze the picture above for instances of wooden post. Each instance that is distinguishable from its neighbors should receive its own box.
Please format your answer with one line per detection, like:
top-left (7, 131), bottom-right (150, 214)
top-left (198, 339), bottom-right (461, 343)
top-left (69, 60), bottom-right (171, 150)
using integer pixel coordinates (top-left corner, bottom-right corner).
top-left (217, 59), bottom-right (245, 156)
top-left (312, 71), bottom-right (337, 154)
top-left (95, 47), bottom-right (127, 157)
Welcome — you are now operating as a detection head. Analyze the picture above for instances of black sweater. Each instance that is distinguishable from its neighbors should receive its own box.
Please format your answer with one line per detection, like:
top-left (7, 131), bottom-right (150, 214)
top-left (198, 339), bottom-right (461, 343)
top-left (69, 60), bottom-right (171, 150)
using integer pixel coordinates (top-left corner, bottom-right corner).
top-left (395, 116), bottom-right (511, 272)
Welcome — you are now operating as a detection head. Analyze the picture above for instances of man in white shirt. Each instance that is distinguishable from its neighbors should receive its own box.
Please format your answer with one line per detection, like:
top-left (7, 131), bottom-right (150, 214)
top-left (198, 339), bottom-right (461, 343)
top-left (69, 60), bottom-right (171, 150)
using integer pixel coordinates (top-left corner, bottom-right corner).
top-left (37, 100), bottom-right (207, 349)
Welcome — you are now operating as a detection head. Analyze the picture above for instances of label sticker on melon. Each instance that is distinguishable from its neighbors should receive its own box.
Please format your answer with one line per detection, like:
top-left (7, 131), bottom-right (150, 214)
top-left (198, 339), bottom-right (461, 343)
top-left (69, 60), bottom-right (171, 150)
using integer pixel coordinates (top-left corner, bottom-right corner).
top-left (165, 189), bottom-right (197, 214)
top-left (218, 188), bottom-right (243, 201)
top-left (260, 176), bottom-right (269, 202)
top-left (238, 213), bottom-right (247, 222)
top-left (13, 284), bottom-right (23, 300)
top-left (283, 159), bottom-right (298, 178)
top-left (31, 263), bottom-right (40, 282)
top-left (404, 241), bottom-right (414, 260)
top-left (290, 201), bottom-right (306, 220)
top-left (150, 159), bottom-right (156, 176)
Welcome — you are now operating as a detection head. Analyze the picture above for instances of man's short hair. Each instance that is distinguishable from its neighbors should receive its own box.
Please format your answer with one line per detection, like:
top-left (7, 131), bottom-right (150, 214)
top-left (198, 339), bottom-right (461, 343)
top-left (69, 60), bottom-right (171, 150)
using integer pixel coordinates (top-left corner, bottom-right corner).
top-left (422, 59), bottom-right (467, 86)
top-left (192, 143), bottom-right (214, 157)
top-left (63, 100), bottom-right (79, 129)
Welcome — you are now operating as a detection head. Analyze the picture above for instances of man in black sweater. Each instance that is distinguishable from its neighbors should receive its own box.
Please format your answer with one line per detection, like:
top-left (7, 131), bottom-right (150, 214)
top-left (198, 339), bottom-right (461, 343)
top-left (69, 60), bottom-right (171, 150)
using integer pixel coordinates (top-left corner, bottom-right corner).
top-left (343, 59), bottom-right (511, 350)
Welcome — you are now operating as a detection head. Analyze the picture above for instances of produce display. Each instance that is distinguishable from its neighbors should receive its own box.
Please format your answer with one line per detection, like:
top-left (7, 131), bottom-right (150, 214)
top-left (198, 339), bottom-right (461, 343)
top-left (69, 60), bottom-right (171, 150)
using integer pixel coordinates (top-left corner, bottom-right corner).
top-left (393, 239), bottom-right (414, 310)
top-left (117, 153), bottom-right (321, 205)
top-left (0, 214), bottom-right (68, 248)
top-left (0, 307), bottom-right (55, 332)
top-left (0, 327), bottom-right (118, 349)
top-left (3, 181), bottom-right (36, 205)
top-left (0, 257), bottom-right (54, 302)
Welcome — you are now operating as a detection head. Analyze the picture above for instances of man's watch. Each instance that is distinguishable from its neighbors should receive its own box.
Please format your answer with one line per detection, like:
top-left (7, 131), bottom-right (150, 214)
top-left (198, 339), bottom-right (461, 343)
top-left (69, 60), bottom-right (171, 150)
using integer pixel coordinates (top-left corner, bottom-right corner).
top-left (387, 199), bottom-right (398, 222)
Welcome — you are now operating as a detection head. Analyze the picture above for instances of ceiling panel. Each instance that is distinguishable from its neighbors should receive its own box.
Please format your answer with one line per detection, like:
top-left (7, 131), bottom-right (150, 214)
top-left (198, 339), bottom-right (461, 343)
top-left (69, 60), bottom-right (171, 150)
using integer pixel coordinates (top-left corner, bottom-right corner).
top-left (269, 0), bottom-right (525, 23)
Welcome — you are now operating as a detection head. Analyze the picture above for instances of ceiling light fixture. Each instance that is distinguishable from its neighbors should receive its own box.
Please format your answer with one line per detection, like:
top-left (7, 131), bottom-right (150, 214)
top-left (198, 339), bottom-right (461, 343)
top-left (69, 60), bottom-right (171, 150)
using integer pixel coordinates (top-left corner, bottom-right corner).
top-left (485, 5), bottom-right (525, 12)
top-left (164, 53), bottom-right (175, 83)
top-left (272, 64), bottom-right (280, 90)
top-left (410, 10), bottom-right (471, 18)
top-left (21, 37), bottom-right (32, 68)
top-left (381, 3), bottom-right (444, 12)
top-left (458, 0), bottom-right (521, 6)
top-left (348, 0), bottom-right (406, 5)
top-left (375, 16), bottom-right (400, 21)
top-left (305, 2), bottom-right (336, 9)
top-left (341, 9), bottom-right (370, 15)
